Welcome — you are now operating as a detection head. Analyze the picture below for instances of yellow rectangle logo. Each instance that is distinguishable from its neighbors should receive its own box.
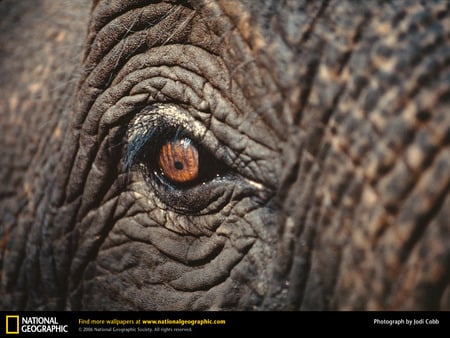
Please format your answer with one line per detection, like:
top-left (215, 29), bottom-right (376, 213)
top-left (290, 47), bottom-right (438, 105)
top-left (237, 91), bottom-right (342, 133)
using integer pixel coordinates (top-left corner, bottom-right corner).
top-left (6, 315), bottom-right (19, 334)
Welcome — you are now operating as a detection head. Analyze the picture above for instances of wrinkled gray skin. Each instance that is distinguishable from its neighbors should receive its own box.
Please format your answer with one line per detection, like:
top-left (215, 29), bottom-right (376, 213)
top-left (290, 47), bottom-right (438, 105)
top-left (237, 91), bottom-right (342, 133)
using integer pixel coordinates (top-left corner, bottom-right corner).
top-left (1, 0), bottom-right (449, 311)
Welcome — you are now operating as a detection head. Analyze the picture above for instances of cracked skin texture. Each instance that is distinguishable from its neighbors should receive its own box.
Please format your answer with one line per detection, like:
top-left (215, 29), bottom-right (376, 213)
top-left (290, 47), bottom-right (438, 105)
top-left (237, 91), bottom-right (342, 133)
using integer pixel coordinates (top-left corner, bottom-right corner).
top-left (0, 0), bottom-right (449, 310)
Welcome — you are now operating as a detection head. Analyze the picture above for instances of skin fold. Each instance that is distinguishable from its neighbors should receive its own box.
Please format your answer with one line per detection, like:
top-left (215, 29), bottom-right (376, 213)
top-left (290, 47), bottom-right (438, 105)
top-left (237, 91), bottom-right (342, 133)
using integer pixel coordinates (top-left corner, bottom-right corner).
top-left (0, 0), bottom-right (449, 310)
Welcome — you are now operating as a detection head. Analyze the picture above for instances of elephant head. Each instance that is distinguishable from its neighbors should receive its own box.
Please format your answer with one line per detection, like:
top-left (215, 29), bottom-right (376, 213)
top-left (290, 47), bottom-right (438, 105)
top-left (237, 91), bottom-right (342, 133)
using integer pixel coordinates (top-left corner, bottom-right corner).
top-left (0, 0), bottom-right (449, 310)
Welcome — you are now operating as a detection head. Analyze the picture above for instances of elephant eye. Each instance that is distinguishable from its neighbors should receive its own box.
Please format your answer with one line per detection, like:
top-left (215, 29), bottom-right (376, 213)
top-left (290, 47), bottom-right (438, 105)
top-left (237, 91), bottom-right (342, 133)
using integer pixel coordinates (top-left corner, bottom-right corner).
top-left (158, 138), bottom-right (199, 185)
top-left (124, 105), bottom-right (229, 190)
top-left (125, 104), bottom-right (237, 214)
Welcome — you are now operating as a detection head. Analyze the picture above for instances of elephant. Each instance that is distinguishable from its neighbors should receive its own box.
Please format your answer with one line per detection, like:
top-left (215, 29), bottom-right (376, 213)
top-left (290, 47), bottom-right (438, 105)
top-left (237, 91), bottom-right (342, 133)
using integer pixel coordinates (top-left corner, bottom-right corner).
top-left (0, 0), bottom-right (449, 311)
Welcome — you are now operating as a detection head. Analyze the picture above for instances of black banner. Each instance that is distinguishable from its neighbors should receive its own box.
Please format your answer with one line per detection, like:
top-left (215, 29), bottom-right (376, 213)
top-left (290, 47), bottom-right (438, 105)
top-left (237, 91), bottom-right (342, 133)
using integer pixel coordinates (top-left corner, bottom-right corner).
top-left (0, 311), bottom-right (448, 336)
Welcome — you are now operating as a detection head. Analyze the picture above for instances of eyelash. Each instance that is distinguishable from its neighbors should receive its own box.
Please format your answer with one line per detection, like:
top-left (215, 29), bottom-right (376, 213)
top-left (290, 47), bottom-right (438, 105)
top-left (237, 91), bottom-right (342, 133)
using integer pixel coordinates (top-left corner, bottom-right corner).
top-left (125, 120), bottom-right (185, 171)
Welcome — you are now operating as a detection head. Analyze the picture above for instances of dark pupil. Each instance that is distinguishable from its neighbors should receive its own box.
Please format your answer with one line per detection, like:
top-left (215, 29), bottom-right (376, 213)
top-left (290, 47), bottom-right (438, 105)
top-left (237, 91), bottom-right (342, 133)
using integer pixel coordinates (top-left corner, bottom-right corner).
top-left (174, 161), bottom-right (183, 170)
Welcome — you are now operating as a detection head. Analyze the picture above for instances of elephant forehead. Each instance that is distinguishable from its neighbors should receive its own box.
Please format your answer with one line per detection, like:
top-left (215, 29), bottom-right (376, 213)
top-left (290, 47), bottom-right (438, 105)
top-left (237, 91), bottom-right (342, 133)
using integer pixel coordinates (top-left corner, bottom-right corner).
top-left (81, 1), bottom-right (284, 139)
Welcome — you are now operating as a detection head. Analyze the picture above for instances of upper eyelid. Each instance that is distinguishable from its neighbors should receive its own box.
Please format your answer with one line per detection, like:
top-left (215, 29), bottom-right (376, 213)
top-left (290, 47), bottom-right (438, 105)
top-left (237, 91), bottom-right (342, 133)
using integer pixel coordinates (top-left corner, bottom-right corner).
top-left (125, 122), bottom-right (191, 171)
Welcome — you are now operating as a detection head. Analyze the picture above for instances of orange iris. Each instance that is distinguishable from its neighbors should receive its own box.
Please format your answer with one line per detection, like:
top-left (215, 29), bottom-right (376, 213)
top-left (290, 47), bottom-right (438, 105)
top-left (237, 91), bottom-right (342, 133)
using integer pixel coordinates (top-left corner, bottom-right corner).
top-left (158, 138), bottom-right (199, 184)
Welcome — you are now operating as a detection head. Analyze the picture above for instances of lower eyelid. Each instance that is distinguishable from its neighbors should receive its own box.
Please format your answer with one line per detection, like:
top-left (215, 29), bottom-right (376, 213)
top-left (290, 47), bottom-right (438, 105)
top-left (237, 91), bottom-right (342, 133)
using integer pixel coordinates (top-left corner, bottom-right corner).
top-left (150, 173), bottom-right (236, 216)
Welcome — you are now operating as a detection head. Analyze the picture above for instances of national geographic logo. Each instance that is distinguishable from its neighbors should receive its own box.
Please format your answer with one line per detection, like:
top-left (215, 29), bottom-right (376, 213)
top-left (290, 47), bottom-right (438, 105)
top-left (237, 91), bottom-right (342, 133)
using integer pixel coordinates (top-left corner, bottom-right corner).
top-left (5, 315), bottom-right (68, 334)
top-left (5, 316), bottom-right (19, 334)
